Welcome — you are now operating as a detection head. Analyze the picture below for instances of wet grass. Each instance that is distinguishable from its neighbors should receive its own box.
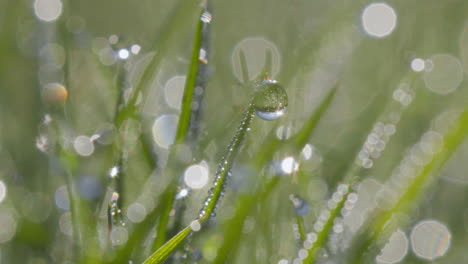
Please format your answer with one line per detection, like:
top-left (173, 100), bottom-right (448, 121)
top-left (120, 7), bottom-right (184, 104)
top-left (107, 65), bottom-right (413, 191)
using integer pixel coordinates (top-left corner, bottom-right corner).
top-left (1, 0), bottom-right (468, 264)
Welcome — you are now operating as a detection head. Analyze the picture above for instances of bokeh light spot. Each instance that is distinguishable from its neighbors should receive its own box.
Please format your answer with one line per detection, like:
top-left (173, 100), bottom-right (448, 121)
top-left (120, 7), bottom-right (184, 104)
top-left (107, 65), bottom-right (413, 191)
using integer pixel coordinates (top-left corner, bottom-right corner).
top-left (361, 3), bottom-right (397, 38)
top-left (164, 75), bottom-right (186, 110)
top-left (152, 114), bottom-right (178, 149)
top-left (376, 229), bottom-right (408, 263)
top-left (0, 210), bottom-right (17, 243)
top-left (411, 58), bottom-right (425, 72)
top-left (423, 54), bottom-right (463, 94)
top-left (232, 37), bottom-right (281, 82)
top-left (73, 136), bottom-right (95, 157)
top-left (410, 220), bottom-right (451, 260)
top-left (184, 163), bottom-right (209, 189)
top-left (34, 0), bottom-right (63, 22)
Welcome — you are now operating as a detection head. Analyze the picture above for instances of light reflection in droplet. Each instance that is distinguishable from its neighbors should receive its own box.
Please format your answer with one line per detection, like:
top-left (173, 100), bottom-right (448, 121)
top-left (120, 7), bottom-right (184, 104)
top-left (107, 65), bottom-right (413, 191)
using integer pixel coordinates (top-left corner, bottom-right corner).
top-left (34, 0), bottom-right (63, 22)
top-left (361, 3), bottom-right (397, 38)
top-left (184, 162), bottom-right (209, 189)
top-left (152, 114), bottom-right (178, 149)
top-left (410, 220), bottom-right (451, 260)
top-left (376, 229), bottom-right (408, 263)
top-left (423, 54), bottom-right (463, 94)
top-left (200, 11), bottom-right (212, 23)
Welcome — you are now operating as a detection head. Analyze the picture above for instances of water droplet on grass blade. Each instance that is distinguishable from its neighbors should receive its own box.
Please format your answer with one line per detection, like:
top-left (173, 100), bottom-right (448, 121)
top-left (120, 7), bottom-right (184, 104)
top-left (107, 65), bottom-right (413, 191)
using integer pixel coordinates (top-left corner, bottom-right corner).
top-left (253, 80), bottom-right (288, 121)
top-left (200, 11), bottom-right (212, 23)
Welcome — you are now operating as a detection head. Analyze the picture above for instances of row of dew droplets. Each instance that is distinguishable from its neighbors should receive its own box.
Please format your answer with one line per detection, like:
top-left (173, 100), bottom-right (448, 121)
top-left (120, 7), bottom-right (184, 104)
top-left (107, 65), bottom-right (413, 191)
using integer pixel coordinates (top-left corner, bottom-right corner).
top-left (197, 78), bottom-right (288, 223)
top-left (107, 192), bottom-right (127, 246)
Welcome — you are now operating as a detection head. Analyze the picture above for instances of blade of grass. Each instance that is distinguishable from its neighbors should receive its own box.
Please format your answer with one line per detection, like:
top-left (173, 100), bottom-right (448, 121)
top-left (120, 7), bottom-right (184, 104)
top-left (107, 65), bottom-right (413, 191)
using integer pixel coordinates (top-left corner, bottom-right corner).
top-left (109, 4), bottom-right (203, 262)
top-left (115, 0), bottom-right (201, 127)
top-left (143, 226), bottom-right (193, 264)
top-left (143, 103), bottom-right (256, 264)
top-left (302, 76), bottom-right (417, 264)
top-left (349, 108), bottom-right (468, 264)
top-left (151, 8), bottom-right (209, 251)
top-left (174, 9), bottom-right (206, 145)
top-left (213, 86), bottom-right (337, 263)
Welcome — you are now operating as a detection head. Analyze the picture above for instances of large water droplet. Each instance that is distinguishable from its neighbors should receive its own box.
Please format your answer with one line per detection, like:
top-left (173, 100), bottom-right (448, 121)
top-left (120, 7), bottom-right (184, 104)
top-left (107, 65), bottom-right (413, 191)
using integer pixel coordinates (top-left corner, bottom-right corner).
top-left (253, 80), bottom-right (288, 121)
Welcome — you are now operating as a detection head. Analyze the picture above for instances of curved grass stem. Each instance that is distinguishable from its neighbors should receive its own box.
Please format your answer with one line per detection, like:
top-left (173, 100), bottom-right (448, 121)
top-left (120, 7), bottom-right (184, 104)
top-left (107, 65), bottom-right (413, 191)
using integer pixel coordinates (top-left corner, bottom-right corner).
top-left (213, 86), bottom-right (337, 263)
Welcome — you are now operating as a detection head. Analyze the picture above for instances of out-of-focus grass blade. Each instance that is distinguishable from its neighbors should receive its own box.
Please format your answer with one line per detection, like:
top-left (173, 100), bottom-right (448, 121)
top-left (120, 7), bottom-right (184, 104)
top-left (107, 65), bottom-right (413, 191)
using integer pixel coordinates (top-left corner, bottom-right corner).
top-left (108, 3), bottom-right (202, 262)
top-left (115, 0), bottom-right (200, 126)
top-left (292, 85), bottom-right (337, 148)
top-left (349, 108), bottom-right (468, 264)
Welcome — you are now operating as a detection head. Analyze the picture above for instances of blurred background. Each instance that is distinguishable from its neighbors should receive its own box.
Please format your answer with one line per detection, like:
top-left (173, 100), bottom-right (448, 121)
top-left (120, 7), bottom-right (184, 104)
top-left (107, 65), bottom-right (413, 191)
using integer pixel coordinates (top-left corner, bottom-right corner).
top-left (1, 0), bottom-right (468, 263)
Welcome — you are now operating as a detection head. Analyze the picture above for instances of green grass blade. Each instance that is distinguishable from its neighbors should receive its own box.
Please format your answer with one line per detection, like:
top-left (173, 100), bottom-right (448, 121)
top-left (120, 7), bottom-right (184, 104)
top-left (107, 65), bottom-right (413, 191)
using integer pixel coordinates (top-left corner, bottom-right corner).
top-left (145, 104), bottom-right (256, 263)
top-left (349, 108), bottom-right (468, 264)
top-left (151, 8), bottom-right (210, 251)
top-left (213, 87), bottom-right (337, 262)
top-left (143, 225), bottom-right (193, 264)
top-left (292, 85), bottom-right (337, 148)
top-left (174, 9), bottom-right (206, 145)
top-left (302, 188), bottom-right (347, 263)
top-left (199, 104), bottom-right (255, 219)
top-left (114, 0), bottom-right (200, 127)
top-left (213, 177), bottom-right (281, 263)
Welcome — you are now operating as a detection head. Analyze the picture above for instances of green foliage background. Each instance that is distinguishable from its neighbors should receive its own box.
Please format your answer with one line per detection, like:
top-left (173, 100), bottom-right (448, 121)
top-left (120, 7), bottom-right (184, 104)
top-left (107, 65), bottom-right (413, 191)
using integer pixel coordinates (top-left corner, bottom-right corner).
top-left (1, 0), bottom-right (468, 263)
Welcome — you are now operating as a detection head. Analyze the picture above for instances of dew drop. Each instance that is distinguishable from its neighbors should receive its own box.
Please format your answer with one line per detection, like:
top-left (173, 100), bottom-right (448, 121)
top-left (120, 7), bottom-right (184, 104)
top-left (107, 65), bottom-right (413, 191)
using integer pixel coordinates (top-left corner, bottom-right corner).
top-left (190, 220), bottom-right (201, 232)
top-left (200, 11), bottom-right (212, 23)
top-left (253, 80), bottom-right (288, 121)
